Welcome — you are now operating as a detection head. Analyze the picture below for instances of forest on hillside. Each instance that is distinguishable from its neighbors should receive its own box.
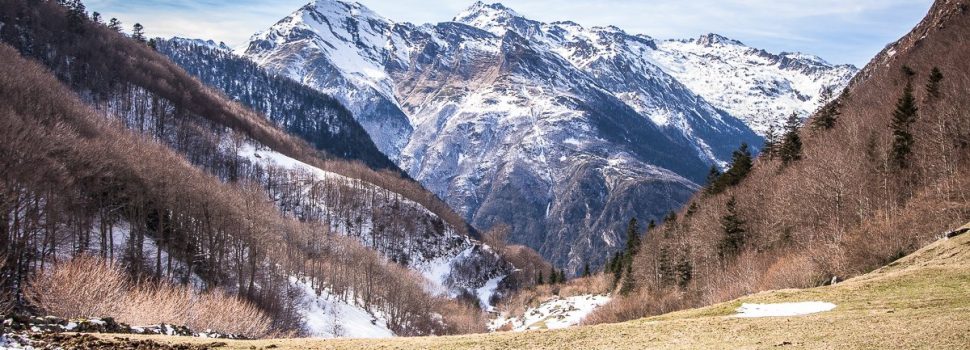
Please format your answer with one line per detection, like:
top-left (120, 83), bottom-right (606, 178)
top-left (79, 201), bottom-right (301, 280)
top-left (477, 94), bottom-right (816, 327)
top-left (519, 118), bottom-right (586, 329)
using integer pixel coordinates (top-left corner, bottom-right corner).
top-left (586, 0), bottom-right (970, 324)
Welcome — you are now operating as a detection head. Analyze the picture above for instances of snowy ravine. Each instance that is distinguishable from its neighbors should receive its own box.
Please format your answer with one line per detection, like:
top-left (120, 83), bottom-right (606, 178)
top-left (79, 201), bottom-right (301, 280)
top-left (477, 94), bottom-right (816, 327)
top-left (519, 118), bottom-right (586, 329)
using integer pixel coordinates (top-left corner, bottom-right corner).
top-left (489, 294), bottom-right (611, 331)
top-left (236, 0), bottom-right (857, 274)
top-left (238, 142), bottom-right (510, 304)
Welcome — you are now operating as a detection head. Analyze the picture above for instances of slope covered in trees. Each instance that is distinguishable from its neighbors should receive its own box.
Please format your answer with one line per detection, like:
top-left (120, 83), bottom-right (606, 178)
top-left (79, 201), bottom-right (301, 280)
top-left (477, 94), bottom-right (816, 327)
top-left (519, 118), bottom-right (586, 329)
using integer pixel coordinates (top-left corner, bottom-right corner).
top-left (586, 0), bottom-right (970, 324)
top-left (0, 0), bottom-right (517, 336)
top-left (155, 39), bottom-right (400, 173)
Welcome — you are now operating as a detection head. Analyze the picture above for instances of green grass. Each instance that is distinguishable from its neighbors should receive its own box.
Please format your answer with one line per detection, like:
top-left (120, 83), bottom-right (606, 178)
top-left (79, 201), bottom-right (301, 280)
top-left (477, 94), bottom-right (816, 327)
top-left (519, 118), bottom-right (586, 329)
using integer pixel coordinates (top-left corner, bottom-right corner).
top-left (97, 223), bottom-right (970, 349)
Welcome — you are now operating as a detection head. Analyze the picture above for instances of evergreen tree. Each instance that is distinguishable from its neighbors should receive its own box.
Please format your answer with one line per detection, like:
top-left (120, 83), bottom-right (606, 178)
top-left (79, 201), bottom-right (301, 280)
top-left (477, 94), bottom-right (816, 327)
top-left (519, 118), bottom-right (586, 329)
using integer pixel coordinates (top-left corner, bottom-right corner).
top-left (611, 252), bottom-right (623, 285)
top-left (132, 23), bottom-right (146, 42)
top-left (890, 83), bottom-right (919, 169)
top-left (812, 87), bottom-right (841, 131)
top-left (707, 143), bottom-right (753, 194)
top-left (536, 271), bottom-right (544, 285)
top-left (812, 103), bottom-right (841, 130)
top-left (779, 112), bottom-right (803, 165)
top-left (583, 262), bottom-right (591, 277)
top-left (148, 38), bottom-right (158, 51)
top-left (926, 67), bottom-right (943, 99)
top-left (619, 263), bottom-right (636, 295)
top-left (717, 197), bottom-right (747, 258)
top-left (725, 143), bottom-right (753, 183)
top-left (91, 11), bottom-right (101, 24)
top-left (705, 166), bottom-right (723, 194)
top-left (684, 202), bottom-right (699, 218)
top-left (65, 0), bottom-right (87, 34)
top-left (107, 18), bottom-right (122, 32)
top-left (675, 254), bottom-right (693, 289)
top-left (625, 218), bottom-right (641, 258)
top-left (901, 65), bottom-right (916, 78)
top-left (549, 267), bottom-right (559, 284)
top-left (761, 125), bottom-right (779, 160)
top-left (559, 270), bottom-right (567, 284)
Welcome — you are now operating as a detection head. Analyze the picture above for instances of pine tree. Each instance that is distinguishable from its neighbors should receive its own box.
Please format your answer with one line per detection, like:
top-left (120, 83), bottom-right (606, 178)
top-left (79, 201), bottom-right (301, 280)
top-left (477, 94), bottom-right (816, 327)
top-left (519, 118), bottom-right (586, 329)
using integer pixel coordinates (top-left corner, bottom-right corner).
top-left (685, 202), bottom-right (699, 218)
top-left (705, 166), bottom-right (723, 194)
top-left (107, 18), bottom-right (122, 32)
top-left (559, 270), bottom-right (567, 284)
top-left (779, 112), bottom-right (803, 165)
top-left (901, 65), bottom-right (916, 78)
top-left (890, 83), bottom-right (919, 169)
top-left (812, 87), bottom-right (841, 131)
top-left (717, 197), bottom-right (747, 258)
top-left (91, 11), bottom-right (101, 24)
top-left (675, 253), bottom-right (693, 289)
top-left (619, 263), bottom-right (636, 295)
top-left (762, 125), bottom-right (779, 160)
top-left (132, 23), bottom-right (146, 43)
top-left (549, 267), bottom-right (559, 284)
top-left (812, 103), bottom-right (841, 130)
top-left (536, 271), bottom-right (544, 285)
top-left (725, 143), bottom-right (753, 183)
top-left (707, 143), bottom-right (753, 194)
top-left (583, 262), bottom-right (591, 277)
top-left (625, 218), bottom-right (641, 258)
top-left (65, 0), bottom-right (87, 34)
top-left (926, 67), bottom-right (943, 99)
top-left (611, 252), bottom-right (623, 285)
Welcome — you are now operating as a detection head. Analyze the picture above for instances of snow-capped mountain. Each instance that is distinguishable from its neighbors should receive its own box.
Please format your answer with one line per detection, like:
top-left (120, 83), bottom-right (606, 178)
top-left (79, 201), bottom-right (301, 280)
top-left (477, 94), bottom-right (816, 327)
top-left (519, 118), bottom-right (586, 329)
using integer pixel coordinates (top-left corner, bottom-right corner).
top-left (647, 34), bottom-right (857, 134)
top-left (237, 0), bottom-right (855, 273)
top-left (238, 1), bottom-right (413, 161)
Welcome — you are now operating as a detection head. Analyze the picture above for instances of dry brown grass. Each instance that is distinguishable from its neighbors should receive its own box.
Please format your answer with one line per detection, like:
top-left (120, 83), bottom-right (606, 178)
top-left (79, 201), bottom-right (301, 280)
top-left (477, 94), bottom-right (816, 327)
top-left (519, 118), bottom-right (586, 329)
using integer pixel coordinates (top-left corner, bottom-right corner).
top-left (25, 256), bottom-right (271, 337)
top-left (25, 256), bottom-right (128, 319)
top-left (96, 226), bottom-right (970, 349)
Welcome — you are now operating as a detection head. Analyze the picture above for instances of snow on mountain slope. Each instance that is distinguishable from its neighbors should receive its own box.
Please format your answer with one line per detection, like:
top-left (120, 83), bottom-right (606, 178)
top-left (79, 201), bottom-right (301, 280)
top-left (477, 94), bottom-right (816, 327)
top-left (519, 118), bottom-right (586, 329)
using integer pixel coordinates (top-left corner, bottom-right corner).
top-left (291, 277), bottom-right (394, 338)
top-left (238, 0), bottom-right (413, 160)
top-left (450, 5), bottom-right (762, 164)
top-left (489, 294), bottom-right (611, 331)
top-left (647, 35), bottom-right (857, 134)
top-left (238, 0), bottom-right (855, 274)
top-left (239, 141), bottom-right (510, 298)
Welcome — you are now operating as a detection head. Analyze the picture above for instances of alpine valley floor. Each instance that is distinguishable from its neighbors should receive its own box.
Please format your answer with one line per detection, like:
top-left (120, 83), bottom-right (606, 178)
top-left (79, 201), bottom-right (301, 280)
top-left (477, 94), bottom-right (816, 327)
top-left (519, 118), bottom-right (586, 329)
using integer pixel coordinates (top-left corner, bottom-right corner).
top-left (89, 222), bottom-right (970, 349)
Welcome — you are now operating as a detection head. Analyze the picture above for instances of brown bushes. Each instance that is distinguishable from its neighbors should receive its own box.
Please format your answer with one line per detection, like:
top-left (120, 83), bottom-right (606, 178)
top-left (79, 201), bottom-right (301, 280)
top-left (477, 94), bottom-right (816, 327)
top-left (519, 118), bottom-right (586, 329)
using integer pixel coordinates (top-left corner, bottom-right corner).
top-left (587, 0), bottom-right (970, 325)
top-left (25, 256), bottom-right (128, 319)
top-left (25, 256), bottom-right (272, 338)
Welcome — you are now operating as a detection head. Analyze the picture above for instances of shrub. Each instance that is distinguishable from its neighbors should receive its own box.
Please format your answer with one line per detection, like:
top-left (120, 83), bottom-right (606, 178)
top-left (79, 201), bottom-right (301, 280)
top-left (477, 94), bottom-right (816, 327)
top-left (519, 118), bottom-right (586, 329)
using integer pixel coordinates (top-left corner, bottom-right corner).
top-left (25, 256), bottom-right (271, 338)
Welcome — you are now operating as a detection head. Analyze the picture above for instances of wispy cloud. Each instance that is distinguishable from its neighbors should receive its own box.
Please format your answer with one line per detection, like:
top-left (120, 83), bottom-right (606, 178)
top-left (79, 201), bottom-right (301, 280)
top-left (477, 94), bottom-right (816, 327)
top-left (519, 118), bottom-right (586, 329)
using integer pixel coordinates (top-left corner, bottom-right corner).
top-left (84, 0), bottom-right (933, 66)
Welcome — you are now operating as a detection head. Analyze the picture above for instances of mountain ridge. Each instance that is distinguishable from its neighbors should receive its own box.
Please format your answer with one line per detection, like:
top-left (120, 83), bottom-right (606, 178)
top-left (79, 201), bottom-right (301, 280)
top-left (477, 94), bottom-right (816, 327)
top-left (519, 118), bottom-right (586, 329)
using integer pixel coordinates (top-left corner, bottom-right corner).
top-left (236, 0), bottom-right (855, 273)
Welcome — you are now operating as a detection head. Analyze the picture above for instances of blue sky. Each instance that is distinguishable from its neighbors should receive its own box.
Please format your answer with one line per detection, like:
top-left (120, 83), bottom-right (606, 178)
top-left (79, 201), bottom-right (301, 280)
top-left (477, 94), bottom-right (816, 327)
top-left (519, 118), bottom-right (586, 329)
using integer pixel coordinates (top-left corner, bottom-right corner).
top-left (86, 0), bottom-right (933, 66)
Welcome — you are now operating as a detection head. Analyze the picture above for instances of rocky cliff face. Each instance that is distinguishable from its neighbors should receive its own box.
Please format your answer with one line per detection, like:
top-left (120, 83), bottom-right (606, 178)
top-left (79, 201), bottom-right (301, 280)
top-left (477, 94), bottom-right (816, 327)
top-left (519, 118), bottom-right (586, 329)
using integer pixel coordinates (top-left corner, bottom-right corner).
top-left (237, 0), bottom-right (856, 273)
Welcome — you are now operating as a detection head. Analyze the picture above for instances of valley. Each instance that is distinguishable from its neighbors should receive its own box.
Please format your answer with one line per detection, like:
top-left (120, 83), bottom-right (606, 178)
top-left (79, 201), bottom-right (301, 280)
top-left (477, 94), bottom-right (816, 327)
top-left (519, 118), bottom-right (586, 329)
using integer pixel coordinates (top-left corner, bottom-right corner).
top-left (1, 0), bottom-right (966, 347)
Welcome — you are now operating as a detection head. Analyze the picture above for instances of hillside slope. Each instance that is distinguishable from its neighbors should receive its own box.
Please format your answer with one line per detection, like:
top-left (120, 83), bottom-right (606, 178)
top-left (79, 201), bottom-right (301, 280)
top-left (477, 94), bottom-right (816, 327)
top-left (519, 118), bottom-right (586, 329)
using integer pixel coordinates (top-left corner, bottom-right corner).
top-left (90, 222), bottom-right (970, 349)
top-left (0, 0), bottom-right (518, 336)
top-left (581, 0), bottom-right (970, 325)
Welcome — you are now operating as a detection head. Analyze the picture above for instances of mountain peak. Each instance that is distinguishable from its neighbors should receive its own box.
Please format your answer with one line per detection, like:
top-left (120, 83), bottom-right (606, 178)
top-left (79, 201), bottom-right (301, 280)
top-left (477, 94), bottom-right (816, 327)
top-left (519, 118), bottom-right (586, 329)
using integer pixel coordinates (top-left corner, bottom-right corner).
top-left (695, 33), bottom-right (744, 47)
top-left (453, 1), bottom-right (526, 35)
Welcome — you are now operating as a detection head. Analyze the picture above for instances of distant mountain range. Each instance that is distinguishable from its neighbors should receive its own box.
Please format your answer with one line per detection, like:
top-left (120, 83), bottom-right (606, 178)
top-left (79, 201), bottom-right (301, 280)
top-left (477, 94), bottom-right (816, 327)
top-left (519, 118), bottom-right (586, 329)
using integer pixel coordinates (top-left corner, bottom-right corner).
top-left (225, 0), bottom-right (857, 273)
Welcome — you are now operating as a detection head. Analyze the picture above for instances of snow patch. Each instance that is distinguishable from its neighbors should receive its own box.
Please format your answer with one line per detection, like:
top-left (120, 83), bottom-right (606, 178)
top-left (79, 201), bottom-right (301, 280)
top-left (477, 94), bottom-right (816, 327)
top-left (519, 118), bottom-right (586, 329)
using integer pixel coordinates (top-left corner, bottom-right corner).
top-left (734, 302), bottom-right (836, 318)
top-left (489, 294), bottom-right (610, 331)
top-left (291, 277), bottom-right (394, 339)
top-left (475, 275), bottom-right (506, 311)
